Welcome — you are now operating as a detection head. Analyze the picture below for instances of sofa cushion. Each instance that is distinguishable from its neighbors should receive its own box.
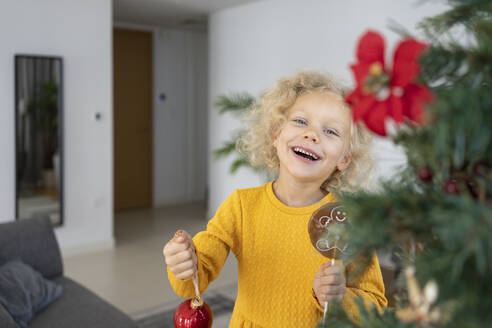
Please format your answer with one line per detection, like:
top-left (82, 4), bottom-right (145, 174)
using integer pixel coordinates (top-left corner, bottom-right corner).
top-left (0, 303), bottom-right (20, 328)
top-left (0, 218), bottom-right (63, 278)
top-left (28, 277), bottom-right (137, 328)
top-left (0, 260), bottom-right (63, 328)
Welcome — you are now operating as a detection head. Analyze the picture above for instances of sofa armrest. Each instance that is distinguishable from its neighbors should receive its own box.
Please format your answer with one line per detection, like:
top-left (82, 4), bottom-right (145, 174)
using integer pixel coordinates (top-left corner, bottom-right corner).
top-left (0, 303), bottom-right (20, 328)
top-left (29, 277), bottom-right (137, 328)
top-left (0, 218), bottom-right (63, 279)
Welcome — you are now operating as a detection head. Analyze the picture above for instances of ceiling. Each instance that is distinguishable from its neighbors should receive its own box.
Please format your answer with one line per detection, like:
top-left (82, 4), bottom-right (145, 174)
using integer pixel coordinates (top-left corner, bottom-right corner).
top-left (113, 0), bottom-right (262, 28)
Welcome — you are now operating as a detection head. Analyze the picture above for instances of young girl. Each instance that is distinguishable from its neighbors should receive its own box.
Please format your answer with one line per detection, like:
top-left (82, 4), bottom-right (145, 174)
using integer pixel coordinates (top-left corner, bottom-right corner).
top-left (163, 71), bottom-right (387, 327)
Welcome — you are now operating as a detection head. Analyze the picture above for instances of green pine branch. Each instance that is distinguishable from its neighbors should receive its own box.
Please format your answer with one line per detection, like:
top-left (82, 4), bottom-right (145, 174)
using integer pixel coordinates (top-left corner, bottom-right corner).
top-left (419, 0), bottom-right (492, 36)
top-left (213, 92), bottom-right (260, 175)
top-left (230, 157), bottom-right (251, 174)
top-left (213, 140), bottom-right (238, 159)
top-left (214, 92), bottom-right (255, 114)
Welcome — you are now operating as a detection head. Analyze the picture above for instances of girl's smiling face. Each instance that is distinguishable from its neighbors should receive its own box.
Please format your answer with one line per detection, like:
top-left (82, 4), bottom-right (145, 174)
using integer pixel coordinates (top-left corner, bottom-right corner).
top-left (273, 91), bottom-right (352, 186)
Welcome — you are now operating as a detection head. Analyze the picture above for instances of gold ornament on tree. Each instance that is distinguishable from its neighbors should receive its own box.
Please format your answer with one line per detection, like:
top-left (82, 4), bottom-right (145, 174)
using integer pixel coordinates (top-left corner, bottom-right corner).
top-left (396, 266), bottom-right (441, 325)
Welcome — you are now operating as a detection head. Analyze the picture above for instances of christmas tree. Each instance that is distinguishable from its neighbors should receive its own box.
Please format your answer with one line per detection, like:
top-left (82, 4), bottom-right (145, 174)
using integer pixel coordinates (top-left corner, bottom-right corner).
top-left (321, 0), bottom-right (492, 327)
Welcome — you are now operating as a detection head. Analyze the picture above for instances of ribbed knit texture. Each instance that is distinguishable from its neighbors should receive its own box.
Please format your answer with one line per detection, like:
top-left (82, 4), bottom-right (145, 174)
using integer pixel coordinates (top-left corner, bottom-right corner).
top-left (168, 181), bottom-right (387, 327)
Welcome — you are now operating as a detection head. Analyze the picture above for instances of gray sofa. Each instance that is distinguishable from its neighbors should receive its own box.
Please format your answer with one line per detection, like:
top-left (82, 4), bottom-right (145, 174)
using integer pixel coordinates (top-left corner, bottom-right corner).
top-left (0, 217), bottom-right (137, 328)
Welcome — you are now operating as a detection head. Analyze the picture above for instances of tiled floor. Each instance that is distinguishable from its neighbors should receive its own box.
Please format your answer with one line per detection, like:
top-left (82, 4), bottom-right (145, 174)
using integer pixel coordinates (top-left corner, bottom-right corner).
top-left (63, 201), bottom-right (238, 318)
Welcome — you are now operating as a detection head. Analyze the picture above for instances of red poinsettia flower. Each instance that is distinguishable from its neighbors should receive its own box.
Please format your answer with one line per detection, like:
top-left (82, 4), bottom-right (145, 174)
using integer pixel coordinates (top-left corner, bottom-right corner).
top-left (346, 30), bottom-right (433, 136)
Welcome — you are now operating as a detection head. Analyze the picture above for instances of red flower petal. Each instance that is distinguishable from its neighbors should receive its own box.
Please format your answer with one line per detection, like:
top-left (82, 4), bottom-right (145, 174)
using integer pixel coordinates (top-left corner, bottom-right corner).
top-left (392, 39), bottom-right (427, 87)
top-left (388, 94), bottom-right (404, 124)
top-left (345, 88), bottom-right (361, 106)
top-left (364, 101), bottom-right (388, 136)
top-left (403, 84), bottom-right (433, 123)
top-left (356, 30), bottom-right (385, 66)
top-left (350, 63), bottom-right (371, 85)
top-left (348, 91), bottom-right (376, 122)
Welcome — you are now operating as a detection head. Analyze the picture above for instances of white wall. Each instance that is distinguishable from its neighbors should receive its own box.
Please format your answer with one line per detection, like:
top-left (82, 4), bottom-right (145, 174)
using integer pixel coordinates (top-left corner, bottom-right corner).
top-left (208, 0), bottom-right (448, 216)
top-left (153, 28), bottom-right (208, 206)
top-left (0, 0), bottom-right (113, 253)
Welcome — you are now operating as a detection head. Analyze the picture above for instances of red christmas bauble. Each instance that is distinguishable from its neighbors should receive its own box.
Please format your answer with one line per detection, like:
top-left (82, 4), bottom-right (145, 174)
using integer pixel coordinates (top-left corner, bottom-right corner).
top-left (443, 179), bottom-right (459, 195)
top-left (417, 166), bottom-right (433, 183)
top-left (174, 297), bottom-right (213, 328)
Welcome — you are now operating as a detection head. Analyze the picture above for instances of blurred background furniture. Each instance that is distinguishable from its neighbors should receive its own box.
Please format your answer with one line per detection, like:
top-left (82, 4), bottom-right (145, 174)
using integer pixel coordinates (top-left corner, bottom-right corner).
top-left (0, 217), bottom-right (137, 328)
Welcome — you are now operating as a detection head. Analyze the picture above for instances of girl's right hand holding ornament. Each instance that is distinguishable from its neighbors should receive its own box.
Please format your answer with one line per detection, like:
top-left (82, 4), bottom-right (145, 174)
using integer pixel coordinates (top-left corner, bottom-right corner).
top-left (163, 230), bottom-right (197, 280)
top-left (313, 261), bottom-right (346, 306)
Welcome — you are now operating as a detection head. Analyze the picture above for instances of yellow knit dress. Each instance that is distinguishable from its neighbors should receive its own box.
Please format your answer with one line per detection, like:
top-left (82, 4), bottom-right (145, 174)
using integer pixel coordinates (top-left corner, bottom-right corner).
top-left (167, 181), bottom-right (387, 327)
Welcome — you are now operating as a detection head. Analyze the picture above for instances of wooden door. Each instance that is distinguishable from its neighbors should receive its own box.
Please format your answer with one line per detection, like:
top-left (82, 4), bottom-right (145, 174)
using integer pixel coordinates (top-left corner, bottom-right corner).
top-left (113, 28), bottom-right (153, 211)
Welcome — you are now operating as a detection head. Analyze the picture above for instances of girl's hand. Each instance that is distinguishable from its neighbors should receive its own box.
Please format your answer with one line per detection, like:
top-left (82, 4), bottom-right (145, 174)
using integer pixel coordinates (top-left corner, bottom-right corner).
top-left (163, 230), bottom-right (197, 280)
top-left (313, 261), bottom-right (346, 306)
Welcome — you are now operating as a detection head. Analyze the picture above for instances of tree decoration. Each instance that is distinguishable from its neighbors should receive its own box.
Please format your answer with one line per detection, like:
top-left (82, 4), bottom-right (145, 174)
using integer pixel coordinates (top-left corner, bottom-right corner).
top-left (174, 296), bottom-right (213, 328)
top-left (442, 179), bottom-right (459, 195)
top-left (174, 265), bottom-right (213, 328)
top-left (346, 30), bottom-right (433, 136)
top-left (308, 203), bottom-right (350, 325)
top-left (396, 266), bottom-right (442, 326)
top-left (417, 166), bottom-right (433, 183)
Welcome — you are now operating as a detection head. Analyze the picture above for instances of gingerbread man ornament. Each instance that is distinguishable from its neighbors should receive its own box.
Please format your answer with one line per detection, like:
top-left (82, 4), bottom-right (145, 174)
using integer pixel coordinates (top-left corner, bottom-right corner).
top-left (308, 202), bottom-right (349, 259)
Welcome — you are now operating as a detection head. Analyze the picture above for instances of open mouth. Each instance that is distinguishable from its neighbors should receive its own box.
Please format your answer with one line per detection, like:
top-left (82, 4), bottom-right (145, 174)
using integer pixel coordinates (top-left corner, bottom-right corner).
top-left (291, 147), bottom-right (320, 161)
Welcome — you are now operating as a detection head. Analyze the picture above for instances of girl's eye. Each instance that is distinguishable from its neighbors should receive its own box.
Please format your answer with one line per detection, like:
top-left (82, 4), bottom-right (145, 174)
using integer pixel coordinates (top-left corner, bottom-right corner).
top-left (294, 118), bottom-right (307, 125)
top-left (324, 129), bottom-right (339, 136)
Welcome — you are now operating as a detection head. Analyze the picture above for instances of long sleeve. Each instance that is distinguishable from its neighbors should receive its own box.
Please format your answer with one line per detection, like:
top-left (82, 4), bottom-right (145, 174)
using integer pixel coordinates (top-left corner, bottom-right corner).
top-left (167, 190), bottom-right (243, 298)
top-left (342, 254), bottom-right (388, 322)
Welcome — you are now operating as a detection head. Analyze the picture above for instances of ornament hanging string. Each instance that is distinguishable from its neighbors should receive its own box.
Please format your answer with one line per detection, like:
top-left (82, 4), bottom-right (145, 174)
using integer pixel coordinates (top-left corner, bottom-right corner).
top-left (192, 271), bottom-right (200, 299)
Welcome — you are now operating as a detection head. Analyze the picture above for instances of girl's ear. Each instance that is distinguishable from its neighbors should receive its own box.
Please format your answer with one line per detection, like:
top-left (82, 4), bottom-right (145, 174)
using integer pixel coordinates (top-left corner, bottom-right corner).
top-left (336, 155), bottom-right (351, 171)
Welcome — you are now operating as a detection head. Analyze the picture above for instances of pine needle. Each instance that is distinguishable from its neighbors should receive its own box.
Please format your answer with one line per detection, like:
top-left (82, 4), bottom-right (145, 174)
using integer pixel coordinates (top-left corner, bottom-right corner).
top-left (215, 93), bottom-right (255, 114)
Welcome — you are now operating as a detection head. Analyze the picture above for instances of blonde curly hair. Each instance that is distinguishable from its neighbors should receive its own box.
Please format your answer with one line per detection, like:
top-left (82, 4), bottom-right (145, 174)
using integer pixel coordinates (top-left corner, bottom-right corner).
top-left (237, 71), bottom-right (374, 193)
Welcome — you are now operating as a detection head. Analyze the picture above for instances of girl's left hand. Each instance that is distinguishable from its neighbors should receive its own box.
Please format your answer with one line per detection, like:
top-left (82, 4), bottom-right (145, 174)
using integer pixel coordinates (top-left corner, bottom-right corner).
top-left (313, 262), bottom-right (346, 305)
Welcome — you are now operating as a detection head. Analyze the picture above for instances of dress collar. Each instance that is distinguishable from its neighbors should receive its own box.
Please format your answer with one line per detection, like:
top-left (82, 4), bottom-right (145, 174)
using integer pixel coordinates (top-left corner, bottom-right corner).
top-left (264, 181), bottom-right (336, 215)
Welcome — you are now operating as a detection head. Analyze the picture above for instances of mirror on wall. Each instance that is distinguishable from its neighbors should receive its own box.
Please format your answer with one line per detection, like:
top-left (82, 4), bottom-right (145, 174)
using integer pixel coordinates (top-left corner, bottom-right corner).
top-left (15, 55), bottom-right (63, 226)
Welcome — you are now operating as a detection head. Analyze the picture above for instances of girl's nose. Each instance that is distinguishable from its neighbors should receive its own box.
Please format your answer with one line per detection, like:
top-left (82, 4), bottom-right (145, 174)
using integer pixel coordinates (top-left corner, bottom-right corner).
top-left (303, 130), bottom-right (319, 143)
